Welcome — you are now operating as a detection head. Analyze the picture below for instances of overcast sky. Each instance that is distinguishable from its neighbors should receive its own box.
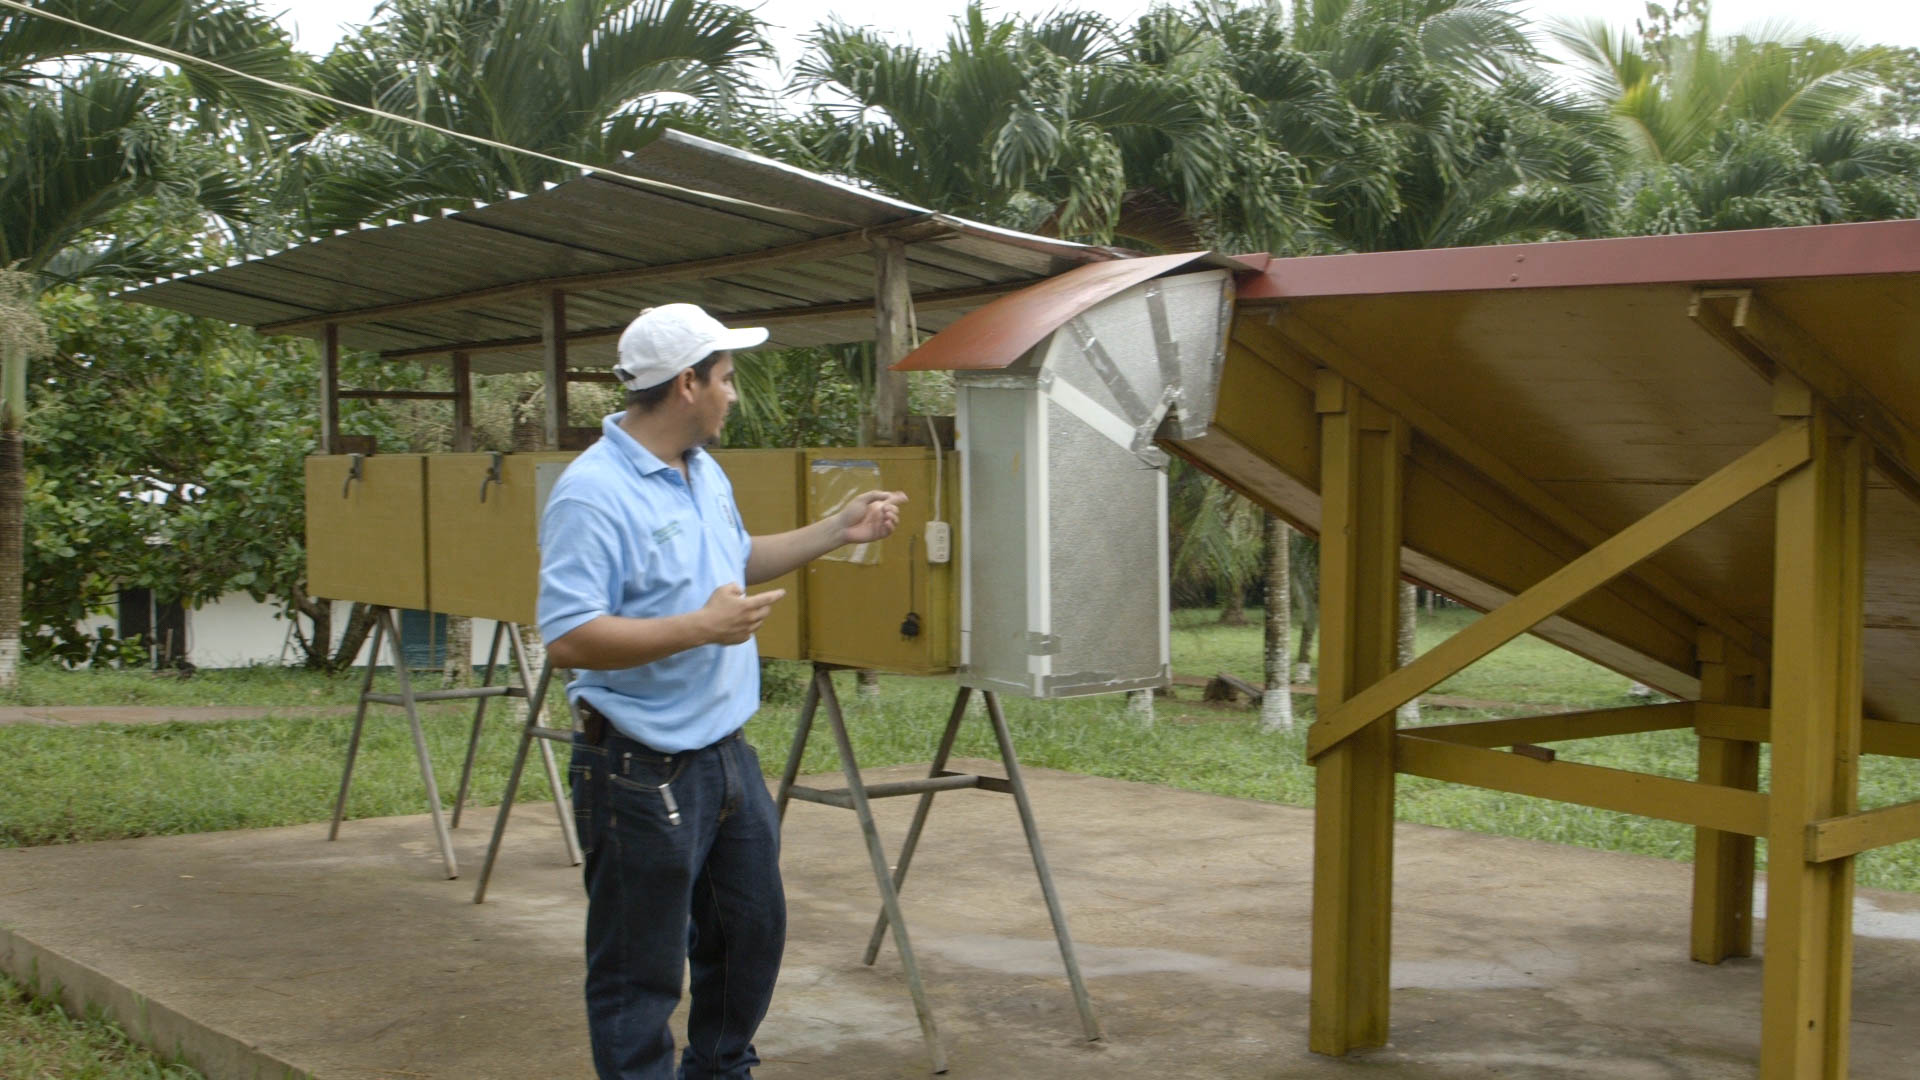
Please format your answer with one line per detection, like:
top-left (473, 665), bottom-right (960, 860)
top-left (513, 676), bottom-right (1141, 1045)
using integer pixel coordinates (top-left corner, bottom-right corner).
top-left (271, 0), bottom-right (1920, 69)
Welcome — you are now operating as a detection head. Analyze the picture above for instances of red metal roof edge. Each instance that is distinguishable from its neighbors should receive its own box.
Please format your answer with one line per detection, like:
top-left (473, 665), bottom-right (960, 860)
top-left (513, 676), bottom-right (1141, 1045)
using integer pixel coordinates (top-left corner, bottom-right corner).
top-left (1237, 219), bottom-right (1920, 301)
top-left (892, 251), bottom-right (1214, 372)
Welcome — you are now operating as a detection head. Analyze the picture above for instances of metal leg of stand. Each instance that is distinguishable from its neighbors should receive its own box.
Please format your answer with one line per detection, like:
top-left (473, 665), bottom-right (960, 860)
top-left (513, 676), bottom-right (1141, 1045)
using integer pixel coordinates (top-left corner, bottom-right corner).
top-left (473, 656), bottom-right (563, 904)
top-left (864, 686), bottom-right (973, 965)
top-left (329, 612), bottom-right (385, 841)
top-left (451, 620), bottom-right (507, 828)
top-left (985, 691), bottom-right (1102, 1042)
top-left (383, 608), bottom-right (459, 880)
top-left (817, 666), bottom-right (948, 1074)
top-left (773, 672), bottom-right (821, 824)
top-left (510, 625), bottom-right (580, 868)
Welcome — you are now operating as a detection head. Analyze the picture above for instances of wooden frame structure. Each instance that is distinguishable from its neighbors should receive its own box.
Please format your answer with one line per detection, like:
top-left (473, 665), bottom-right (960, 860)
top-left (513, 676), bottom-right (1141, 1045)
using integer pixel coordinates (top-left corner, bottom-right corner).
top-left (1173, 223), bottom-right (1920, 1079)
top-left (1298, 378), bottom-right (1909, 1077)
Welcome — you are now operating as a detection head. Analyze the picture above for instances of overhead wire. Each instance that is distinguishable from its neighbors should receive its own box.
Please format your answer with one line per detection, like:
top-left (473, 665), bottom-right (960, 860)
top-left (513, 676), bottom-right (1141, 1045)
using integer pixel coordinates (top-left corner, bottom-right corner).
top-left (0, 0), bottom-right (852, 229)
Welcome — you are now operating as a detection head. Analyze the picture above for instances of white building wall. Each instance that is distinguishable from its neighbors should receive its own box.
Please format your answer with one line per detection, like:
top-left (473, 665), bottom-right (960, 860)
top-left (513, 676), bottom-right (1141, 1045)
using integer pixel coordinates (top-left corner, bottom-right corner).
top-left (88, 593), bottom-right (513, 669)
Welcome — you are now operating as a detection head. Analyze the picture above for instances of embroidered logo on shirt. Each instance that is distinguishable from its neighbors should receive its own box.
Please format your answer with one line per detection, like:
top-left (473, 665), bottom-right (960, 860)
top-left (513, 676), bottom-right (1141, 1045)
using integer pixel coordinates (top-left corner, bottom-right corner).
top-left (652, 521), bottom-right (682, 545)
top-left (718, 500), bottom-right (736, 529)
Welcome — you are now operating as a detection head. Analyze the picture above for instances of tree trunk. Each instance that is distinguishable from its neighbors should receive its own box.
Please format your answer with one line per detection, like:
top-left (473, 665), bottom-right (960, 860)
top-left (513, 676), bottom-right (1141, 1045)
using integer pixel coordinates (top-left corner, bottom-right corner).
top-left (1260, 514), bottom-right (1293, 732)
top-left (1218, 582), bottom-right (1247, 626)
top-left (287, 583), bottom-right (333, 670)
top-left (331, 602), bottom-right (377, 670)
top-left (1397, 580), bottom-right (1420, 725)
top-left (1294, 613), bottom-right (1316, 684)
top-left (1126, 688), bottom-right (1154, 725)
top-left (442, 615), bottom-right (473, 688)
top-left (0, 425), bottom-right (21, 691)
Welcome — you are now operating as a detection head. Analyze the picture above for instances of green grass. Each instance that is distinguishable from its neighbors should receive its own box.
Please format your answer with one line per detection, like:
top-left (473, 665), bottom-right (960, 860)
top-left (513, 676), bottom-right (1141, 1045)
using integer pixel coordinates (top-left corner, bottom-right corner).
top-left (0, 972), bottom-right (203, 1079)
top-left (4, 662), bottom-right (368, 708)
top-left (1, 608), bottom-right (1916, 893)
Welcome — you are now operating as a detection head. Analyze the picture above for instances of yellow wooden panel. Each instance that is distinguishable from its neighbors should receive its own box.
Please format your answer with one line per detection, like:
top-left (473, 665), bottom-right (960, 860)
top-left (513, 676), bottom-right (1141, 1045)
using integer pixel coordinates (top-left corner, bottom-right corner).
top-left (305, 454), bottom-right (428, 610)
top-left (426, 452), bottom-right (577, 624)
top-left (802, 447), bottom-right (959, 675)
top-left (711, 449), bottom-right (806, 661)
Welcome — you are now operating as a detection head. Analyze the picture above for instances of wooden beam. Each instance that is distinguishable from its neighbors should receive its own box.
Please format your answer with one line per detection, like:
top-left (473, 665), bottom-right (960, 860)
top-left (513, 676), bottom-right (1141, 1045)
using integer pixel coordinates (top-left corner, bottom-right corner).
top-left (1395, 734), bottom-right (1768, 836)
top-left (451, 352), bottom-right (473, 453)
top-left (319, 323), bottom-right (340, 453)
top-left (258, 218), bottom-right (953, 335)
top-left (1694, 702), bottom-right (1920, 760)
top-left (1260, 311), bottom-right (1766, 661)
top-left (871, 235), bottom-right (913, 446)
top-left (336, 390), bottom-right (460, 401)
top-left (1308, 422), bottom-right (1813, 761)
top-left (1808, 797), bottom-right (1920, 863)
top-left (1693, 289), bottom-right (1920, 510)
top-left (375, 280), bottom-right (1025, 362)
top-left (1693, 627), bottom-right (1761, 965)
top-left (1760, 399), bottom-right (1864, 1080)
top-left (542, 291), bottom-right (567, 451)
top-left (1309, 374), bottom-right (1402, 1057)
top-left (1408, 701), bottom-right (1695, 748)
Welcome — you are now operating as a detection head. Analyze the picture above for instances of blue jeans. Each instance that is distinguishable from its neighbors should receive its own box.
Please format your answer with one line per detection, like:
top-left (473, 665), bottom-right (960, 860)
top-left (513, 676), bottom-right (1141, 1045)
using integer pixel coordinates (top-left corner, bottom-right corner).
top-left (570, 728), bottom-right (786, 1080)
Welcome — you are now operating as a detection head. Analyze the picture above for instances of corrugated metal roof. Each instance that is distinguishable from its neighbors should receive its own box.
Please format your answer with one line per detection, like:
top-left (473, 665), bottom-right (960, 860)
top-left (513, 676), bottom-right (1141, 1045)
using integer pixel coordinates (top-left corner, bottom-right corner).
top-left (120, 131), bottom-right (1134, 374)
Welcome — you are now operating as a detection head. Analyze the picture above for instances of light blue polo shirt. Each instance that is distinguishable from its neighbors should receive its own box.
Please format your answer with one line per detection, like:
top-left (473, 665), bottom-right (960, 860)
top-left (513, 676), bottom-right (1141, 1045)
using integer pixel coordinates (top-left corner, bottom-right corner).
top-left (537, 413), bottom-right (759, 752)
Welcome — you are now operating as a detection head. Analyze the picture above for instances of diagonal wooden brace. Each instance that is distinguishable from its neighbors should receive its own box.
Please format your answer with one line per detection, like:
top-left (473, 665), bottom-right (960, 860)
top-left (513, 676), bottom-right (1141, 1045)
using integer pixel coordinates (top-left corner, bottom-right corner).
top-left (1307, 421), bottom-right (1812, 761)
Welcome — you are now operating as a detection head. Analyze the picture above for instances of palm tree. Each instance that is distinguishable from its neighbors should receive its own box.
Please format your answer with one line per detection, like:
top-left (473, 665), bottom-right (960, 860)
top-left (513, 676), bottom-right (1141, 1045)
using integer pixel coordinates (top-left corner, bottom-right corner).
top-left (1553, 17), bottom-right (1920, 231)
top-left (294, 0), bottom-right (771, 230)
top-left (1269, 0), bottom-right (1616, 252)
top-left (0, 0), bottom-right (301, 688)
top-left (787, 1), bottom-right (1315, 248)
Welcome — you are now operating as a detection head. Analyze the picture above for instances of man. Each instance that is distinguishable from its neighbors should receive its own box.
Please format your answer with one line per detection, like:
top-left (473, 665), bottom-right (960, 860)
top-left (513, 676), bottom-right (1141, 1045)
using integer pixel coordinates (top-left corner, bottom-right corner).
top-left (539, 303), bottom-right (905, 1079)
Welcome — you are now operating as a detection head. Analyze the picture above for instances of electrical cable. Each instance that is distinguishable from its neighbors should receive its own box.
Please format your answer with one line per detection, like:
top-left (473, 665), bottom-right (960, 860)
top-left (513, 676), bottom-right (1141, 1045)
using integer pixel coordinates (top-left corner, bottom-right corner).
top-left (925, 414), bottom-right (942, 523)
top-left (0, 0), bottom-right (852, 231)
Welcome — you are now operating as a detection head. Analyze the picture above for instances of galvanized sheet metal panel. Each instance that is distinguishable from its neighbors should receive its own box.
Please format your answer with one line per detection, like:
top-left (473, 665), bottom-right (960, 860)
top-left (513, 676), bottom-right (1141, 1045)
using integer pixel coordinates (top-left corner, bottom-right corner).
top-left (617, 130), bottom-right (921, 230)
top-left (121, 132), bottom-right (1117, 368)
top-left (1043, 394), bottom-right (1167, 695)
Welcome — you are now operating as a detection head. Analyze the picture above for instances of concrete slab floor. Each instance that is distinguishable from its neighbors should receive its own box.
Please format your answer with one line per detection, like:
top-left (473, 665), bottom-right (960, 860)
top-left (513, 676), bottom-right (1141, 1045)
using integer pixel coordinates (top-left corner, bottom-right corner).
top-left (3, 759), bottom-right (1919, 1080)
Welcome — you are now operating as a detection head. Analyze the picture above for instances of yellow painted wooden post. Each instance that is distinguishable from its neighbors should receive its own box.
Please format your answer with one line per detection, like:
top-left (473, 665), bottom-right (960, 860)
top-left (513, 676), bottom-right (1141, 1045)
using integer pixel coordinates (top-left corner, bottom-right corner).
top-left (1760, 378), bottom-right (1864, 1080)
top-left (1692, 627), bottom-right (1760, 963)
top-left (1309, 372), bottom-right (1403, 1056)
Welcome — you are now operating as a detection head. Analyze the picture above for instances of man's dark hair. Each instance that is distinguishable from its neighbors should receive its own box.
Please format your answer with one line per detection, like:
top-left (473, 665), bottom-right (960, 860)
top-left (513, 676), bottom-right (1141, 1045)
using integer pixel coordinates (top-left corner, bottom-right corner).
top-left (625, 352), bottom-right (721, 411)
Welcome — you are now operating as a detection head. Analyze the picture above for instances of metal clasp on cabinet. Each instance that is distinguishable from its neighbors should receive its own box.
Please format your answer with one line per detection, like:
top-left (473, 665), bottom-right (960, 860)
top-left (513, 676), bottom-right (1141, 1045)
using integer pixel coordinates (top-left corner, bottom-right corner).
top-left (341, 453), bottom-right (363, 498)
top-left (479, 451), bottom-right (504, 502)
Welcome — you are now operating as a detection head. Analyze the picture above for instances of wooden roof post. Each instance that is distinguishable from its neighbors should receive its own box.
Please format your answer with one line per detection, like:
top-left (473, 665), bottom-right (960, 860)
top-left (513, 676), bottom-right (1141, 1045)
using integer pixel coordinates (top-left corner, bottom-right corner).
top-left (320, 323), bottom-right (341, 454)
top-left (1691, 625), bottom-right (1760, 965)
top-left (542, 291), bottom-right (568, 451)
top-left (452, 351), bottom-right (474, 454)
top-left (1759, 374), bottom-right (1864, 1079)
top-left (1308, 371), bottom-right (1404, 1058)
top-left (871, 235), bottom-right (913, 446)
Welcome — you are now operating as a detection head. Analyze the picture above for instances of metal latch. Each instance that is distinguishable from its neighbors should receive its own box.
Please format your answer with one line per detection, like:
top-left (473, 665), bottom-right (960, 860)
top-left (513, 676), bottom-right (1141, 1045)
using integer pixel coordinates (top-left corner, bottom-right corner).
top-left (340, 453), bottom-right (363, 497)
top-left (479, 452), bottom-right (504, 502)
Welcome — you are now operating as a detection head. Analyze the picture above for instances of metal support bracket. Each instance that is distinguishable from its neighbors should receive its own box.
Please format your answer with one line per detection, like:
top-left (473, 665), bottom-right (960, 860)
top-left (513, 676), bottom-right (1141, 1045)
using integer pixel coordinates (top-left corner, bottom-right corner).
top-left (340, 453), bottom-right (363, 498)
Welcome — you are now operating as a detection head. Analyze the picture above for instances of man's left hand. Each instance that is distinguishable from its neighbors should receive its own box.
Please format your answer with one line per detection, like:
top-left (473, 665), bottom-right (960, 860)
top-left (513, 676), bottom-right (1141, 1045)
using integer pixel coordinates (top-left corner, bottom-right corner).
top-left (838, 490), bottom-right (908, 545)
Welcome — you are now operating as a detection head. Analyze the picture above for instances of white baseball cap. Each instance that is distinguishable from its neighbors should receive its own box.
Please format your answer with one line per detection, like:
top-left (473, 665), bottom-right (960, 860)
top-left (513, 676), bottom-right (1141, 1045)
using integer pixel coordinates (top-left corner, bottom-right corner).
top-left (613, 303), bottom-right (769, 390)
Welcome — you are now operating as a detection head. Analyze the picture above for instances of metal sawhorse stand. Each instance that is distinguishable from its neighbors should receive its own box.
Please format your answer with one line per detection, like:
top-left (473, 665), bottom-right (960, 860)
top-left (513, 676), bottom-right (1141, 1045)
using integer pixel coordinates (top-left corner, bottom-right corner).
top-left (472, 655), bottom-right (578, 903)
top-left (776, 663), bottom-right (1102, 1074)
top-left (328, 606), bottom-right (579, 879)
